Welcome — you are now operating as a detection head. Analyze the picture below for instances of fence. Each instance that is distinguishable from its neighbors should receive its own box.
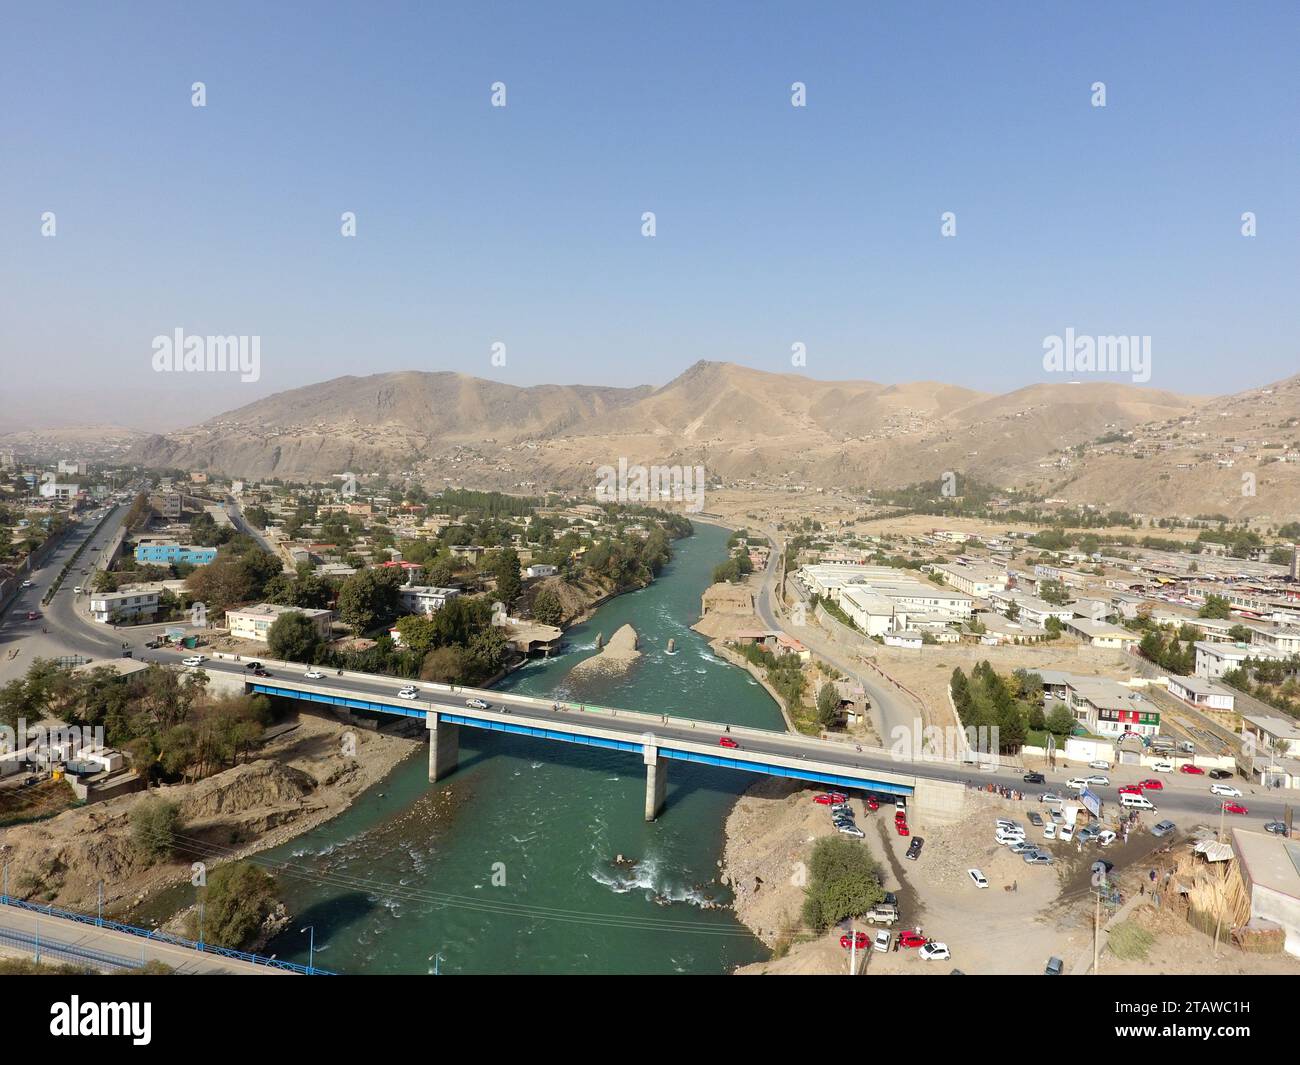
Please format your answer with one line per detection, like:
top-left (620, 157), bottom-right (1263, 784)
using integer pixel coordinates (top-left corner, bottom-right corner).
top-left (0, 895), bottom-right (330, 975)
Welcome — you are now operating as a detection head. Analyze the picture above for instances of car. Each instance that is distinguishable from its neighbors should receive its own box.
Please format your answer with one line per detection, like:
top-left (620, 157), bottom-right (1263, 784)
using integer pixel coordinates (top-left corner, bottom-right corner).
top-left (839, 931), bottom-right (869, 950)
top-left (894, 809), bottom-right (908, 822)
top-left (1027, 812), bottom-right (1043, 827)
top-left (1077, 826), bottom-right (1099, 844)
top-left (252, 667), bottom-right (270, 677)
top-left (838, 824), bottom-right (865, 839)
top-left (1085, 775), bottom-right (1109, 787)
top-left (1022, 771), bottom-right (1046, 784)
top-left (1264, 822), bottom-right (1290, 836)
top-left (895, 820), bottom-right (910, 837)
top-left (718, 737), bottom-right (740, 749)
top-left (1179, 764), bottom-right (1205, 775)
top-left (20, 580), bottom-right (32, 588)
top-left (181, 655), bottom-right (206, 667)
top-left (1178, 741), bottom-right (1195, 753)
top-left (918, 942), bottom-right (951, 961)
top-left (1118, 784), bottom-right (1142, 796)
top-left (397, 686), bottom-right (420, 700)
top-left (1088, 760), bottom-right (1111, 771)
top-left (832, 816), bottom-right (856, 829)
top-left (898, 931), bottom-right (927, 949)
top-left (1151, 761), bottom-right (1174, 773)
top-left (1138, 779), bottom-right (1163, 791)
top-left (1010, 840), bottom-right (1036, 854)
top-left (872, 929), bottom-right (892, 953)
top-left (1023, 851), bottom-right (1053, 865)
top-left (1045, 956), bottom-right (1064, 976)
top-left (905, 838), bottom-right (924, 861)
top-left (1222, 802), bottom-right (1248, 816)
top-left (1151, 820), bottom-right (1177, 837)
top-left (995, 829), bottom-right (1025, 845)
top-left (1040, 792), bottom-right (1065, 804)
top-left (1208, 769), bottom-right (1233, 780)
top-left (245, 661), bottom-right (264, 671)
top-left (466, 698), bottom-right (490, 710)
top-left (994, 818), bottom-right (1021, 831)
top-left (968, 868), bottom-right (989, 889)
top-left (1042, 822), bottom-right (1057, 840)
top-left (1066, 777), bottom-right (1088, 789)
top-left (1048, 809), bottom-right (1064, 825)
top-left (25, 611), bottom-right (38, 620)
top-left (864, 904), bottom-right (899, 925)
top-left (829, 802), bottom-right (852, 814)
top-left (864, 797), bottom-right (880, 811)
top-left (1097, 829), bottom-right (1117, 847)
top-left (1058, 824), bottom-right (1074, 842)
top-left (1210, 784), bottom-right (1242, 797)
top-left (73, 586), bottom-right (82, 594)
top-left (814, 792), bottom-right (847, 805)
top-left (304, 670), bottom-right (325, 680)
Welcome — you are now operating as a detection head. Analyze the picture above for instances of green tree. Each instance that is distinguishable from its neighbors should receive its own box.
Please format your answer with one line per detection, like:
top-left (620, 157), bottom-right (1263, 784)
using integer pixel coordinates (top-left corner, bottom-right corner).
top-left (266, 610), bottom-right (324, 662)
top-left (486, 549), bottom-right (522, 608)
top-left (188, 862), bottom-right (280, 950)
top-left (531, 585), bottom-right (564, 626)
top-left (1046, 704), bottom-right (1076, 738)
top-left (1199, 594), bottom-right (1231, 619)
top-left (816, 682), bottom-right (841, 729)
top-left (130, 797), bottom-right (182, 864)
top-left (801, 837), bottom-right (884, 931)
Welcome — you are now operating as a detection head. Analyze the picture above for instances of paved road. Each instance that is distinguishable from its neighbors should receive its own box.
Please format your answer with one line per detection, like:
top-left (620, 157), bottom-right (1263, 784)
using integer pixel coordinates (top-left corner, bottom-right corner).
top-left (753, 527), bottom-right (918, 742)
top-left (0, 905), bottom-right (286, 974)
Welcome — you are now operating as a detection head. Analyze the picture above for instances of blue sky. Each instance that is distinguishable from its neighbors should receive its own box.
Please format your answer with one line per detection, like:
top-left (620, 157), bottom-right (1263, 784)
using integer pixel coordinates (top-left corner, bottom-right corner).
top-left (1, 1), bottom-right (1296, 429)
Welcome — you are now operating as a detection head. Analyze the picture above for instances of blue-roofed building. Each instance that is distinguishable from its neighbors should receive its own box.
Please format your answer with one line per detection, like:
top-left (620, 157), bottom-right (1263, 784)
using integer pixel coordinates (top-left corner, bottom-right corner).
top-left (134, 541), bottom-right (218, 566)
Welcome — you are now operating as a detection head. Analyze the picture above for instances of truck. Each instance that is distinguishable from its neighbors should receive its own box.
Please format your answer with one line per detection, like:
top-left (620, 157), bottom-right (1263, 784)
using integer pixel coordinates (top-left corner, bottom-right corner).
top-left (863, 903), bottom-right (899, 925)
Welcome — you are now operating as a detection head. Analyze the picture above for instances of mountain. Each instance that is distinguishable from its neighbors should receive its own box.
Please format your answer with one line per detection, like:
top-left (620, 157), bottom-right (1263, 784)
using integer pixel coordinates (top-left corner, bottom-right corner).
top-left (128, 361), bottom-right (1300, 517)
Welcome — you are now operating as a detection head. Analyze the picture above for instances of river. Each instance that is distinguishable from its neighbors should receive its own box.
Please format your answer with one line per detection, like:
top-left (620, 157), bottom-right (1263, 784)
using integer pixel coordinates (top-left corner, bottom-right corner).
top-left (258, 522), bottom-right (782, 974)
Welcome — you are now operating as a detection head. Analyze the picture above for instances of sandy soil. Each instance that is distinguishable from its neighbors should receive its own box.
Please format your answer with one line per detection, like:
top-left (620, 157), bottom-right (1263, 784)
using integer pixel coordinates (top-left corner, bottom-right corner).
top-left (0, 708), bottom-right (419, 913)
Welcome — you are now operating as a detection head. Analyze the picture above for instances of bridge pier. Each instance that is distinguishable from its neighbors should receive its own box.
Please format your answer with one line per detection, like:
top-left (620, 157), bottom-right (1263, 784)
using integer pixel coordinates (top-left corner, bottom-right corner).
top-left (426, 712), bottom-right (460, 782)
top-left (644, 745), bottom-right (666, 821)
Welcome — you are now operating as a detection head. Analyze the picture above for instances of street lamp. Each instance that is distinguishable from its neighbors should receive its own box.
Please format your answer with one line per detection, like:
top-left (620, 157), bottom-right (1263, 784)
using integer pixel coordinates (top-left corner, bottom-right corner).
top-left (301, 925), bottom-right (315, 974)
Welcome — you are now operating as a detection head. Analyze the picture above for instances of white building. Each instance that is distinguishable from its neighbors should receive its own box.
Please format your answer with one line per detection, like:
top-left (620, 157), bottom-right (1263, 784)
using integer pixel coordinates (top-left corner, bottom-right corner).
top-left (88, 588), bottom-right (160, 624)
top-left (1194, 641), bottom-right (1285, 679)
top-left (1061, 617), bottom-right (1141, 650)
top-left (931, 562), bottom-right (1008, 599)
top-left (226, 604), bottom-right (335, 642)
top-left (39, 482), bottom-right (79, 501)
top-left (1167, 675), bottom-right (1237, 712)
top-left (526, 564), bottom-right (558, 579)
top-left (397, 585), bottom-right (462, 616)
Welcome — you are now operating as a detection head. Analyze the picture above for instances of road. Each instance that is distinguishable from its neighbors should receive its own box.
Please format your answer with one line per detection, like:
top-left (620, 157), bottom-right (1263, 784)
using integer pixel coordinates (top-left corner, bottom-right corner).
top-left (0, 904), bottom-right (286, 974)
top-left (753, 527), bottom-right (919, 742)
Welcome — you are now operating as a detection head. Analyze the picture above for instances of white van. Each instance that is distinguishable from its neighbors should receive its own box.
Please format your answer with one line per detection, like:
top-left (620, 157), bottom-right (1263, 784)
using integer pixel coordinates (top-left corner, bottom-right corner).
top-left (1121, 793), bottom-right (1156, 810)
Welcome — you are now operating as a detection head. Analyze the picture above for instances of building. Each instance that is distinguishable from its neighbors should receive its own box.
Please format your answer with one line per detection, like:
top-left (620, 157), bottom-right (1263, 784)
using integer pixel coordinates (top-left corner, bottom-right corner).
top-left (1064, 678), bottom-right (1161, 739)
top-left (134, 542), bottom-right (218, 566)
top-left (88, 588), bottom-right (161, 624)
top-left (38, 482), bottom-right (79, 501)
top-left (226, 604), bottom-right (335, 642)
top-left (526, 564), bottom-right (558, 579)
top-left (1194, 640), bottom-right (1285, 679)
top-left (397, 585), bottom-right (462, 616)
top-left (1167, 675), bottom-right (1237, 713)
top-left (1242, 715), bottom-right (1300, 761)
top-left (153, 491), bottom-right (184, 519)
top-left (1061, 617), bottom-right (1141, 650)
top-left (988, 589), bottom-right (1076, 628)
top-left (1231, 829), bottom-right (1300, 958)
top-left (931, 562), bottom-right (1008, 599)
top-left (57, 459), bottom-right (86, 476)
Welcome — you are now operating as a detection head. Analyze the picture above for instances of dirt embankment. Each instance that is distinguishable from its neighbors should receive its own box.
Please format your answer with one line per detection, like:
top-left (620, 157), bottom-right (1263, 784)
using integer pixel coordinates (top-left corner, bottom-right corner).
top-left (0, 710), bottom-right (417, 914)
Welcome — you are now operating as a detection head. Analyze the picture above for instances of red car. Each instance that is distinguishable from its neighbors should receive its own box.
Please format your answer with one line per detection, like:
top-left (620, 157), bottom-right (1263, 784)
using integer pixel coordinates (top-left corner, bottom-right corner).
top-left (1118, 784), bottom-right (1142, 796)
top-left (1179, 764), bottom-right (1204, 775)
top-left (814, 792), bottom-right (848, 805)
top-left (1222, 802), bottom-right (1248, 815)
top-left (25, 611), bottom-right (39, 621)
top-left (1138, 779), bottom-right (1163, 790)
top-left (865, 797), bottom-right (880, 811)
top-left (895, 819), bottom-right (910, 836)
top-left (718, 737), bottom-right (740, 749)
top-left (898, 931), bottom-right (927, 949)
top-left (839, 931), bottom-right (869, 950)
top-left (894, 809), bottom-right (907, 822)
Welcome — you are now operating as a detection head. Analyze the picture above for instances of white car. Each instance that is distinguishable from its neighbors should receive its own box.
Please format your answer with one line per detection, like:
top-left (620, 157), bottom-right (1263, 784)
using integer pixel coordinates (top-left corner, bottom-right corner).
top-left (466, 698), bottom-right (490, 710)
top-left (73, 586), bottom-right (83, 594)
top-left (304, 670), bottom-right (325, 680)
top-left (181, 655), bottom-right (206, 667)
top-left (1210, 784), bottom-right (1242, 797)
top-left (1066, 778), bottom-right (1089, 790)
top-left (967, 868), bottom-right (989, 889)
top-left (994, 819), bottom-right (1022, 832)
top-left (918, 942), bottom-right (951, 961)
top-left (837, 824), bottom-right (865, 839)
top-left (1097, 829), bottom-right (1117, 847)
top-left (995, 828), bottom-right (1026, 845)
top-left (397, 686), bottom-right (420, 701)
top-left (1089, 760), bottom-right (1111, 770)
top-left (1152, 761), bottom-right (1174, 773)
top-left (20, 580), bottom-right (33, 589)
top-left (1059, 824), bottom-right (1075, 842)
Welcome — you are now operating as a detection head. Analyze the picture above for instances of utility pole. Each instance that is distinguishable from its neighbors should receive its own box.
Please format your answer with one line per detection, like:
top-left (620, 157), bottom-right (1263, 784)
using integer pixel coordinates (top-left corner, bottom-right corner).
top-left (429, 952), bottom-right (444, 975)
top-left (1093, 888), bottom-right (1100, 975)
top-left (849, 921), bottom-right (857, 975)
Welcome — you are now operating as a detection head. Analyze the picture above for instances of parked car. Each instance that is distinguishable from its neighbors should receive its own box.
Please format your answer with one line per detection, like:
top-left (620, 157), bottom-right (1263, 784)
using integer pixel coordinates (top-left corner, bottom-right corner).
top-left (995, 818), bottom-right (1022, 832)
top-left (1208, 769), bottom-right (1233, 780)
top-left (1023, 851), bottom-right (1053, 865)
top-left (1066, 777), bottom-right (1089, 790)
top-left (838, 824), bottom-right (865, 838)
top-left (1222, 802), bottom-right (1248, 816)
top-left (1040, 792), bottom-right (1065, 804)
top-left (1077, 826), bottom-right (1099, 844)
top-left (1022, 771), bottom-right (1045, 784)
top-left (895, 820), bottom-right (910, 837)
top-left (968, 868), bottom-right (988, 888)
top-left (1045, 956), bottom-right (1064, 975)
top-left (814, 792), bottom-right (847, 805)
top-left (1088, 760), bottom-right (1111, 771)
top-left (1042, 822), bottom-right (1057, 840)
top-left (1210, 784), bottom-right (1242, 797)
top-left (864, 797), bottom-right (880, 811)
top-left (839, 931), bottom-right (869, 950)
top-left (898, 931), bottom-right (927, 949)
top-left (718, 737), bottom-right (740, 749)
top-left (1151, 761), bottom-right (1174, 773)
top-left (1264, 822), bottom-right (1290, 836)
top-left (864, 904), bottom-right (899, 925)
top-left (1179, 764), bottom-right (1205, 775)
top-left (1138, 779), bottom-right (1163, 790)
top-left (1010, 840), bottom-right (1036, 854)
top-left (995, 828), bottom-right (1025, 845)
top-left (1151, 820), bottom-right (1177, 837)
top-left (466, 698), bottom-right (490, 709)
top-left (918, 942), bottom-right (951, 961)
top-left (1058, 824), bottom-right (1074, 842)
top-left (20, 580), bottom-right (33, 589)
top-left (873, 929), bottom-right (892, 953)
top-left (905, 837), bottom-right (924, 861)
top-left (1084, 775), bottom-right (1109, 787)
top-left (1118, 784), bottom-right (1143, 796)
top-left (1097, 829), bottom-right (1117, 847)
top-left (1027, 812), bottom-right (1043, 827)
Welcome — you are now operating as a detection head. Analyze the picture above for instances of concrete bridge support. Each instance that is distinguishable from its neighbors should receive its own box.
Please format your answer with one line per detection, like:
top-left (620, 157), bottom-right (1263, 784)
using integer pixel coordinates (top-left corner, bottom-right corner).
top-left (426, 712), bottom-right (460, 782)
top-left (644, 745), bottom-right (666, 821)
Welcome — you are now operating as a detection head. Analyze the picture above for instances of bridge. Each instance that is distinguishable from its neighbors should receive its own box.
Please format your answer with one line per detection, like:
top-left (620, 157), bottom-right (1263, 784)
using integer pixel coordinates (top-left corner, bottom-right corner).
top-left (179, 654), bottom-right (970, 823)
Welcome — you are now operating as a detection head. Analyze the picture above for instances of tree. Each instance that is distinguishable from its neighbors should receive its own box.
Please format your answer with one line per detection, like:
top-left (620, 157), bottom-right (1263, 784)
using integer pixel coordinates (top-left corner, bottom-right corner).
top-left (394, 614), bottom-right (438, 655)
top-left (486, 549), bottom-right (522, 608)
top-left (801, 837), bottom-right (884, 931)
top-left (187, 862), bottom-right (280, 949)
top-left (532, 585), bottom-right (564, 626)
top-left (1199, 594), bottom-right (1231, 620)
top-left (266, 611), bottom-right (324, 662)
top-left (816, 682), bottom-right (841, 729)
top-left (337, 567), bottom-right (402, 633)
top-left (130, 797), bottom-right (182, 864)
top-left (1046, 705), bottom-right (1076, 738)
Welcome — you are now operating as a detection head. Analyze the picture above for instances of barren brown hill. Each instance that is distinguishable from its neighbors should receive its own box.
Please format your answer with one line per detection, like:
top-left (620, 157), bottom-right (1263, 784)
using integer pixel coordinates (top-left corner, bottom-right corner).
top-left (128, 362), bottom-right (1300, 516)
